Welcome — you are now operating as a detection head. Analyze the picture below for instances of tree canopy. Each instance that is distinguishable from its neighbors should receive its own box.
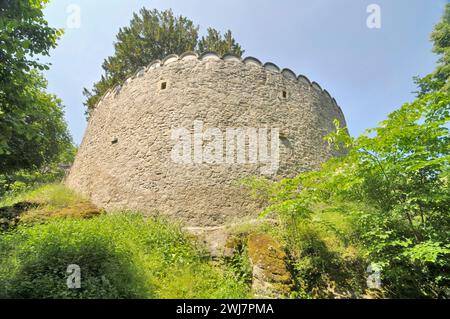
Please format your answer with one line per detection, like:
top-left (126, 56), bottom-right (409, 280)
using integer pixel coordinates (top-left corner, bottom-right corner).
top-left (0, 0), bottom-right (73, 177)
top-left (83, 8), bottom-right (245, 114)
top-left (198, 28), bottom-right (244, 57)
top-left (415, 3), bottom-right (450, 96)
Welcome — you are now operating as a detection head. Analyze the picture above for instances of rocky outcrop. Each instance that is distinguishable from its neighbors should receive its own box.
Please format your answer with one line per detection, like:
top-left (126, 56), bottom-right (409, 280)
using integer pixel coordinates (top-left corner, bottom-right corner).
top-left (247, 233), bottom-right (293, 298)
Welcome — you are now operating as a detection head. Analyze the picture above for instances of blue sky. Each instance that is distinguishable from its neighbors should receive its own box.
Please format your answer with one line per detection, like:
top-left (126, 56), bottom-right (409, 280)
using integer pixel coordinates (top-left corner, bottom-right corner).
top-left (42, 0), bottom-right (447, 145)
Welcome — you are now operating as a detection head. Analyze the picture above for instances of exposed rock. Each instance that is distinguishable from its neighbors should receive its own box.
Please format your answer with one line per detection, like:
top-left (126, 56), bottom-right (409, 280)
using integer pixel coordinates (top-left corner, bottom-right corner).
top-left (184, 218), bottom-right (278, 259)
top-left (247, 233), bottom-right (293, 298)
top-left (223, 235), bottom-right (243, 258)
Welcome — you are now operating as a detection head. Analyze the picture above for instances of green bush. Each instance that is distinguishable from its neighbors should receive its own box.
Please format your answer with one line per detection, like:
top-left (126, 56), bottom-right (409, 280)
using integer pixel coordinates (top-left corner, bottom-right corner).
top-left (277, 208), bottom-right (367, 299)
top-left (0, 142), bottom-right (77, 198)
top-left (244, 90), bottom-right (450, 298)
top-left (0, 213), bottom-right (250, 299)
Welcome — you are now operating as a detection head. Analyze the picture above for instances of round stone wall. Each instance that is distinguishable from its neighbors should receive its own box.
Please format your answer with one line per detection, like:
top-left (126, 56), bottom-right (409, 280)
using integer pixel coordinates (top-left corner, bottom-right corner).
top-left (66, 52), bottom-right (347, 226)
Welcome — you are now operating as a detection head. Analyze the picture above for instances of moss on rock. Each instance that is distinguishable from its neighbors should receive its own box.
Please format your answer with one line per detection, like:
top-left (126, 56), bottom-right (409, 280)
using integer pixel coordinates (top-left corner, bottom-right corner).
top-left (20, 202), bottom-right (103, 225)
top-left (247, 233), bottom-right (293, 298)
top-left (0, 201), bottom-right (41, 230)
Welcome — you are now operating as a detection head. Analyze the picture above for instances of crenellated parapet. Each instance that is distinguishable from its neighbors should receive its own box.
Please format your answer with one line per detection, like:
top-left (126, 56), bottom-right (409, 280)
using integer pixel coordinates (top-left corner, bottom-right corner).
top-left (96, 51), bottom-right (343, 115)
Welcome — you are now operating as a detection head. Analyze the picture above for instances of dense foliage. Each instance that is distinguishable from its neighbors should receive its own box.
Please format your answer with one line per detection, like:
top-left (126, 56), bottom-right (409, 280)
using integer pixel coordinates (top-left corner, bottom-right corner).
top-left (83, 8), bottom-right (244, 113)
top-left (415, 4), bottom-right (450, 96)
top-left (249, 89), bottom-right (449, 297)
top-left (0, 71), bottom-right (73, 172)
top-left (0, 0), bottom-right (74, 187)
top-left (245, 5), bottom-right (450, 298)
top-left (198, 28), bottom-right (244, 58)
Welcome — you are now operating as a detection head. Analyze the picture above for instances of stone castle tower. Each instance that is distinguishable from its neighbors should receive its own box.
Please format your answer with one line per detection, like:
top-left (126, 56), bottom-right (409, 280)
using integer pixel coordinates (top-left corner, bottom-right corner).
top-left (66, 52), bottom-right (347, 226)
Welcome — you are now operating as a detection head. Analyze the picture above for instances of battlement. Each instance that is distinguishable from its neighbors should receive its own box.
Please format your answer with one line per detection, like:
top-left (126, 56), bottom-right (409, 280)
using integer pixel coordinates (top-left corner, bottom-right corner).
top-left (96, 51), bottom-right (343, 115)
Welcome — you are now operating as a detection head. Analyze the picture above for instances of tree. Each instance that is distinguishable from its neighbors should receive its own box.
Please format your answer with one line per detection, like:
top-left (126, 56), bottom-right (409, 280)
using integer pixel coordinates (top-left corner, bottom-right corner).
top-left (0, 1), bottom-right (73, 177)
top-left (246, 4), bottom-right (450, 298)
top-left (198, 28), bottom-right (244, 57)
top-left (83, 8), bottom-right (245, 114)
top-left (248, 88), bottom-right (449, 298)
top-left (0, 71), bottom-right (73, 173)
top-left (415, 3), bottom-right (450, 96)
top-left (0, 0), bottom-right (60, 75)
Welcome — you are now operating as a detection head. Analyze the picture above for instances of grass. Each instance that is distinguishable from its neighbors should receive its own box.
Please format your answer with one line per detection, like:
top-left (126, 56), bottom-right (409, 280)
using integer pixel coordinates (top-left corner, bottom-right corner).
top-left (0, 185), bottom-right (251, 299)
top-left (0, 184), bottom-right (369, 299)
top-left (273, 205), bottom-right (368, 299)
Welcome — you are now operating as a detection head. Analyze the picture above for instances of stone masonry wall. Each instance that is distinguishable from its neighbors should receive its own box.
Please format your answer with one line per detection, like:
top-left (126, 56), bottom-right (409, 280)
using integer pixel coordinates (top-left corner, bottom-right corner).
top-left (66, 52), bottom-right (347, 226)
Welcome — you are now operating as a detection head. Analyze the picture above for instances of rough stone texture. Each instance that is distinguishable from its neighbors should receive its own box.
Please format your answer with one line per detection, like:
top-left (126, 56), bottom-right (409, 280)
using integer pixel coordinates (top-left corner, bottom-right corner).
top-left (186, 225), bottom-right (231, 259)
top-left (247, 233), bottom-right (293, 298)
top-left (185, 218), bottom-right (278, 259)
top-left (66, 53), bottom-right (347, 227)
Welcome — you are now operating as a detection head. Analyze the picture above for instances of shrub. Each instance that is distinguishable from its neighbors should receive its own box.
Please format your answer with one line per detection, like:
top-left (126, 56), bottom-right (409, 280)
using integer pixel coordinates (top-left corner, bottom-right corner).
top-left (244, 90), bottom-right (450, 298)
top-left (0, 213), bottom-right (251, 299)
top-left (278, 208), bottom-right (367, 299)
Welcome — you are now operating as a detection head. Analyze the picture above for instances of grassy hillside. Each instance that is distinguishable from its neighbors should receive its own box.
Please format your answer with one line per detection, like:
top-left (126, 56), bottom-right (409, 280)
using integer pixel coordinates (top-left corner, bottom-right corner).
top-left (0, 184), bottom-right (251, 299)
top-left (0, 184), bottom-right (374, 299)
